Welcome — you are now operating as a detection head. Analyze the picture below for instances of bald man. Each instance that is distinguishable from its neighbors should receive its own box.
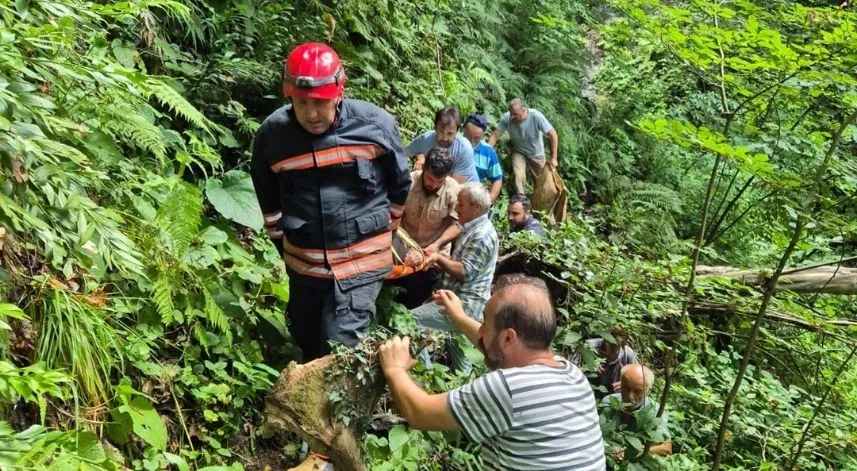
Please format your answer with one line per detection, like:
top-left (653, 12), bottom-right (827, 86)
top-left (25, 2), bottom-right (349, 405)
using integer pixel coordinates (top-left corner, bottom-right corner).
top-left (379, 274), bottom-right (606, 470)
top-left (602, 364), bottom-right (672, 460)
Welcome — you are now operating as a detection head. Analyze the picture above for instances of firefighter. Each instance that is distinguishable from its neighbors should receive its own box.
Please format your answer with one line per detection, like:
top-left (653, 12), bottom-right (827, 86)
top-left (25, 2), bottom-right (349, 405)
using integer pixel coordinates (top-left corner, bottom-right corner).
top-left (251, 43), bottom-right (411, 361)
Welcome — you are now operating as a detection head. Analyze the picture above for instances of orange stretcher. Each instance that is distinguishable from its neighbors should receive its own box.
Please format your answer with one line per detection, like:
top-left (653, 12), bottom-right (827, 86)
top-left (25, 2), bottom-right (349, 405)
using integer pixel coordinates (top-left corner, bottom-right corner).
top-left (387, 228), bottom-right (430, 279)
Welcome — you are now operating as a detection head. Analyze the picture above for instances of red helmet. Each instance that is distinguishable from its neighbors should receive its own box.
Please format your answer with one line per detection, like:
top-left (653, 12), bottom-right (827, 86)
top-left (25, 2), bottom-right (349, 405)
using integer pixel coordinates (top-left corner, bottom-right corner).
top-left (283, 43), bottom-right (346, 100)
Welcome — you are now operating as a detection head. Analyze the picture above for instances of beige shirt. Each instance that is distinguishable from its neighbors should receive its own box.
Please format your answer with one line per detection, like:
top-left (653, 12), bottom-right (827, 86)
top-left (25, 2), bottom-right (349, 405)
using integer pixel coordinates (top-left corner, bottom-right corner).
top-left (402, 171), bottom-right (459, 249)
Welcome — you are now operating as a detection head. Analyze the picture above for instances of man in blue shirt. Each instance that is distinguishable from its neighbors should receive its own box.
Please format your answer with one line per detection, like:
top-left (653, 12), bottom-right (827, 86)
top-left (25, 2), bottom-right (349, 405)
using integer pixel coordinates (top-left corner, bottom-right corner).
top-left (462, 114), bottom-right (503, 203)
top-left (406, 106), bottom-right (479, 183)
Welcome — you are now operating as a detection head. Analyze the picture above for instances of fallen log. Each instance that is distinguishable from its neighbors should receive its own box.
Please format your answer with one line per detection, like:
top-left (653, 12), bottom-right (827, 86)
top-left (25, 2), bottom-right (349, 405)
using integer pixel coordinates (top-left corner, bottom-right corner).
top-left (697, 265), bottom-right (857, 294)
top-left (263, 355), bottom-right (385, 471)
top-left (690, 300), bottom-right (857, 334)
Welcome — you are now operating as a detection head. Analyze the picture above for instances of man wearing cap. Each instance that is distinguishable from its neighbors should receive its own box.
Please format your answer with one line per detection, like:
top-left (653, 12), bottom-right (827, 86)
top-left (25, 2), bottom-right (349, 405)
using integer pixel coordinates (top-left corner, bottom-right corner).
top-left (251, 43), bottom-right (412, 361)
top-left (462, 114), bottom-right (503, 203)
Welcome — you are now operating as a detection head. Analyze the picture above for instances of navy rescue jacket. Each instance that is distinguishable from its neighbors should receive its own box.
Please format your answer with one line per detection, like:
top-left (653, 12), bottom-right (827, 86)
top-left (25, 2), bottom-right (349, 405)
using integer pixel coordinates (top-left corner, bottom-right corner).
top-left (251, 99), bottom-right (412, 289)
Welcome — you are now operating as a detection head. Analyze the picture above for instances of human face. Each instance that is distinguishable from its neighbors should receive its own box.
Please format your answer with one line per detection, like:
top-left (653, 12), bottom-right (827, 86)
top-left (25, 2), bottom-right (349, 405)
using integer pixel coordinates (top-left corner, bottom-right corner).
top-left (477, 296), bottom-right (506, 371)
top-left (620, 366), bottom-right (647, 408)
top-left (507, 202), bottom-right (529, 229)
top-left (421, 170), bottom-right (446, 194)
top-left (463, 122), bottom-right (485, 147)
top-left (292, 96), bottom-right (339, 135)
top-left (457, 190), bottom-right (474, 224)
top-left (435, 122), bottom-right (458, 148)
top-left (509, 104), bottom-right (528, 123)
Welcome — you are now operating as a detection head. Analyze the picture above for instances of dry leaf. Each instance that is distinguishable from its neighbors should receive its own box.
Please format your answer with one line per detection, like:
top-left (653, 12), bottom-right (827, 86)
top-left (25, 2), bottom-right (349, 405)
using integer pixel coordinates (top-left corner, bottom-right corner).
top-left (10, 154), bottom-right (28, 183)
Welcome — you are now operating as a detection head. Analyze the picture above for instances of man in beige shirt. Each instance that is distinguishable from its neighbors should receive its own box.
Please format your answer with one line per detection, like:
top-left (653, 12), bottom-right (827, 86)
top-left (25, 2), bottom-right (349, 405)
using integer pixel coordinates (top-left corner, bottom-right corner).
top-left (396, 147), bottom-right (461, 307)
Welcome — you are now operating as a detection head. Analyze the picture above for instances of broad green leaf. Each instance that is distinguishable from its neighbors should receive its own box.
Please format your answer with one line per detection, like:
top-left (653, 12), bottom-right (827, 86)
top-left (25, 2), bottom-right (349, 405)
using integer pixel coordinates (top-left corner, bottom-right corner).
top-left (388, 425), bottom-right (409, 452)
top-left (205, 170), bottom-right (263, 230)
top-left (199, 226), bottom-right (229, 245)
top-left (116, 396), bottom-right (167, 451)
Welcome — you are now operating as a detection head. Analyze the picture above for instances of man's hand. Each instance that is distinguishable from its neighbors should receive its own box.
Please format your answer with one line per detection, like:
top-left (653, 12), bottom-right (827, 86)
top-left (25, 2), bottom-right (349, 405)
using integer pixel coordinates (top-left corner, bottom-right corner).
top-left (611, 381), bottom-right (621, 393)
top-left (379, 336), bottom-right (417, 376)
top-left (433, 290), bottom-right (467, 323)
top-left (423, 252), bottom-right (442, 270)
top-left (550, 157), bottom-right (559, 169)
top-left (413, 154), bottom-right (426, 171)
top-left (423, 243), bottom-right (440, 256)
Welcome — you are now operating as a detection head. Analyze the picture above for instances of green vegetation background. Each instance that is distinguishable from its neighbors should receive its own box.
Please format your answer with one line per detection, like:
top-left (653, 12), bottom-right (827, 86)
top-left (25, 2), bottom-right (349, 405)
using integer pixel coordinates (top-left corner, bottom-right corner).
top-left (0, 0), bottom-right (855, 469)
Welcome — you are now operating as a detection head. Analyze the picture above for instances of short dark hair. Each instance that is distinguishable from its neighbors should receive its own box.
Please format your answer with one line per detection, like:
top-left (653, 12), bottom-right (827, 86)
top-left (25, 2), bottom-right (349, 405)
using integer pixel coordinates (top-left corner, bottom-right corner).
top-left (509, 194), bottom-right (532, 213)
top-left (425, 147), bottom-right (454, 176)
top-left (434, 106), bottom-right (461, 128)
top-left (492, 274), bottom-right (556, 350)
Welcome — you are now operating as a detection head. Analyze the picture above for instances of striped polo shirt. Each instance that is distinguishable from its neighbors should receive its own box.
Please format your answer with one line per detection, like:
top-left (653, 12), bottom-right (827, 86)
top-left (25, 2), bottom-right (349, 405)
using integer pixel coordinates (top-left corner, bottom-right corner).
top-left (448, 357), bottom-right (606, 470)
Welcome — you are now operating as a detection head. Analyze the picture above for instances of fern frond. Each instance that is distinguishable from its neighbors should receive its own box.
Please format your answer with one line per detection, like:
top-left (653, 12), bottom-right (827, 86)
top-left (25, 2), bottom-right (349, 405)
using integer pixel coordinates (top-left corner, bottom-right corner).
top-left (145, 79), bottom-right (217, 134)
top-left (151, 277), bottom-right (176, 326)
top-left (101, 105), bottom-right (167, 161)
top-left (202, 287), bottom-right (231, 342)
top-left (155, 180), bottom-right (201, 256)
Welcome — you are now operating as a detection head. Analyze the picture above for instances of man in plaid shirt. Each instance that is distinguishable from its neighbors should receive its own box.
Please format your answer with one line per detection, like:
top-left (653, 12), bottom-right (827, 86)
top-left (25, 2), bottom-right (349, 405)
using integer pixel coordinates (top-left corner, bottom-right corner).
top-left (422, 182), bottom-right (499, 322)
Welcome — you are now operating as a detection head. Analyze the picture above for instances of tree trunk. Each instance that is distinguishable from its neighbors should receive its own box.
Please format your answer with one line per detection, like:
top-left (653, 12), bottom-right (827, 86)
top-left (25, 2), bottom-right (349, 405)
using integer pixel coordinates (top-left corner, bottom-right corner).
top-left (696, 265), bottom-right (857, 294)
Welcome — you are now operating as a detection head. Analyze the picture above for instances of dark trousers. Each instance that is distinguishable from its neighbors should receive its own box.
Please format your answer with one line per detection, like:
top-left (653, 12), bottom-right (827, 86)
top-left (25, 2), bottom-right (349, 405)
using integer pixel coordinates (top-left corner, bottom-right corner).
top-left (286, 275), bottom-right (384, 362)
top-left (392, 269), bottom-right (440, 309)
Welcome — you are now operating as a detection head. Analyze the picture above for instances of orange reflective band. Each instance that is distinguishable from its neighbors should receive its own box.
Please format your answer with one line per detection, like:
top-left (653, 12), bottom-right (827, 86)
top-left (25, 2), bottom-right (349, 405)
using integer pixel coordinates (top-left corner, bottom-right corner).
top-left (283, 232), bottom-right (392, 265)
top-left (284, 248), bottom-right (392, 280)
top-left (271, 144), bottom-right (385, 172)
top-left (330, 250), bottom-right (392, 279)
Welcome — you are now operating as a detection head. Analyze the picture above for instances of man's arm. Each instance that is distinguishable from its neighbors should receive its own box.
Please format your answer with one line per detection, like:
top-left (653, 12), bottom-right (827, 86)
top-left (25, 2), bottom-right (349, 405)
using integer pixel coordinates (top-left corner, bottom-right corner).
top-left (425, 219), bottom-right (462, 254)
top-left (547, 128), bottom-right (559, 169)
top-left (381, 122), bottom-right (413, 231)
top-left (433, 290), bottom-right (481, 345)
top-left (488, 128), bottom-right (503, 147)
top-left (488, 180), bottom-right (503, 202)
top-left (427, 252), bottom-right (465, 281)
top-left (379, 336), bottom-right (460, 431)
top-left (249, 125), bottom-right (284, 256)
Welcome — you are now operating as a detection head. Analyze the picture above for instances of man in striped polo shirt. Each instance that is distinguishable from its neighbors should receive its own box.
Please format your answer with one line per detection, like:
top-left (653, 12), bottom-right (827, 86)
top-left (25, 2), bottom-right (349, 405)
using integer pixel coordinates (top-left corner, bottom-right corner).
top-left (379, 274), bottom-right (606, 470)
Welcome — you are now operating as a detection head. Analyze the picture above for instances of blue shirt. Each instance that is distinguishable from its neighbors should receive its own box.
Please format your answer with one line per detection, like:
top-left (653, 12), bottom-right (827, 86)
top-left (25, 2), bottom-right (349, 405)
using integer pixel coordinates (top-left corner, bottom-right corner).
top-left (406, 131), bottom-right (479, 183)
top-left (472, 141), bottom-right (503, 183)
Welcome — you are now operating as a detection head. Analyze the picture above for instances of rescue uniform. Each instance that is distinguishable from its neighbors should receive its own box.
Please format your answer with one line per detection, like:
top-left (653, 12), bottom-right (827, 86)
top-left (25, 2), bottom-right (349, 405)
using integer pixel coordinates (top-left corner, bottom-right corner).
top-left (251, 99), bottom-right (411, 360)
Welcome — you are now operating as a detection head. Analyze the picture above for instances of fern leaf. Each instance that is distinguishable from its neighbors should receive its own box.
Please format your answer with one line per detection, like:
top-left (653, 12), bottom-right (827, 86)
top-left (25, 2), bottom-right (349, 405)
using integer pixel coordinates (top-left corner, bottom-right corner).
top-left (145, 80), bottom-right (217, 134)
top-left (151, 277), bottom-right (176, 325)
top-left (202, 287), bottom-right (232, 343)
top-left (156, 180), bottom-right (201, 256)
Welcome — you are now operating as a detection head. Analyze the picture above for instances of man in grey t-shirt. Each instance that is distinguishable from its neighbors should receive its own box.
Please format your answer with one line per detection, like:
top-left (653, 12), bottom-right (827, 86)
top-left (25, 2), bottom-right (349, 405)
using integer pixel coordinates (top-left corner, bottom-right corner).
top-left (489, 98), bottom-right (560, 195)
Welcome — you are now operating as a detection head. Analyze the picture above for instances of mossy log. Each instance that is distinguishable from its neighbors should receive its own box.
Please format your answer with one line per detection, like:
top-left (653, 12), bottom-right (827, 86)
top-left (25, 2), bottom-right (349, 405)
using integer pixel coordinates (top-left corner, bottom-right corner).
top-left (263, 355), bottom-right (386, 471)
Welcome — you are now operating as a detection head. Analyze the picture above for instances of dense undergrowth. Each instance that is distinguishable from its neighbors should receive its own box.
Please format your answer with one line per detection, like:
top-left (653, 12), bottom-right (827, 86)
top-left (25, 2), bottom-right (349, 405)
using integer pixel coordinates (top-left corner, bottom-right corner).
top-left (0, 0), bottom-right (855, 470)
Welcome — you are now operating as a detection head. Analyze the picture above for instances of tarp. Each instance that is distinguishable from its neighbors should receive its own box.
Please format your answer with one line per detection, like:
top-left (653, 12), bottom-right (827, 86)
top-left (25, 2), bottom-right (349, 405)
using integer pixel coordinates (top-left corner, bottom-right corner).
top-left (532, 166), bottom-right (568, 224)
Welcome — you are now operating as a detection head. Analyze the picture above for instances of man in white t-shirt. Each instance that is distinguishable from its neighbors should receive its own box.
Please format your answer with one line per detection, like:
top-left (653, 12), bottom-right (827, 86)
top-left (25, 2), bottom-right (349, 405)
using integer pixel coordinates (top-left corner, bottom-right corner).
top-left (379, 274), bottom-right (605, 470)
top-left (489, 98), bottom-right (560, 195)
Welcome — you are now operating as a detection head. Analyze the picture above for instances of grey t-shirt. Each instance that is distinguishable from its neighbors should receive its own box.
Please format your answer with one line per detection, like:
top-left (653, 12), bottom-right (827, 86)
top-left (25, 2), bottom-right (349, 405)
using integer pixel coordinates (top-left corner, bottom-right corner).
top-left (405, 131), bottom-right (479, 183)
top-left (498, 108), bottom-right (554, 158)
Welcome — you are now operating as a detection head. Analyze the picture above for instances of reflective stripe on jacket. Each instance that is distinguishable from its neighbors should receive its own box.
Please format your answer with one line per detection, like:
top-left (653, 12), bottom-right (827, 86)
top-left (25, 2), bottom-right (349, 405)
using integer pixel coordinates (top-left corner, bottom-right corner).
top-left (251, 99), bottom-right (411, 289)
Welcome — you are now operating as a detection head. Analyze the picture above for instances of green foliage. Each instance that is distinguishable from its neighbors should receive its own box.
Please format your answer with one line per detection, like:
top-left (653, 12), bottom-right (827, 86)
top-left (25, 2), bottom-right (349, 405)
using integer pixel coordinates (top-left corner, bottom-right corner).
top-left (34, 286), bottom-right (125, 406)
top-left (204, 170), bottom-right (264, 231)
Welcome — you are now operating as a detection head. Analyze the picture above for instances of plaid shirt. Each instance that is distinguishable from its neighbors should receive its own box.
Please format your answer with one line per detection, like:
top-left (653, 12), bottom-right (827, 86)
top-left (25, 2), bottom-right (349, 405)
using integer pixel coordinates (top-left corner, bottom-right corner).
top-left (441, 214), bottom-right (498, 320)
